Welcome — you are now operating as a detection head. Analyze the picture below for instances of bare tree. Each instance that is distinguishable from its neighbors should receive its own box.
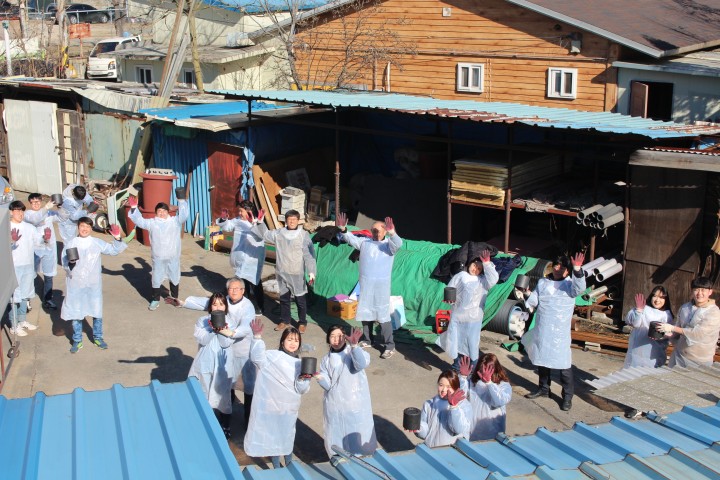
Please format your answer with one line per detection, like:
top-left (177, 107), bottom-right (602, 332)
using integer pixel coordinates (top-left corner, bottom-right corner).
top-left (252, 0), bottom-right (415, 90)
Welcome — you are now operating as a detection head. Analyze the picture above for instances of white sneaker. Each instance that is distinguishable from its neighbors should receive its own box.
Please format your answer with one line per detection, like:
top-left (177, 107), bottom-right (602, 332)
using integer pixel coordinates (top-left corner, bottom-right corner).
top-left (11, 327), bottom-right (28, 337)
top-left (20, 321), bottom-right (38, 331)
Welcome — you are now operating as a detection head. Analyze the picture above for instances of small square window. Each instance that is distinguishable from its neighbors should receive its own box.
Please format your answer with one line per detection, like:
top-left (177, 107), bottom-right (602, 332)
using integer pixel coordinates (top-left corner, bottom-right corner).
top-left (180, 68), bottom-right (196, 88)
top-left (136, 66), bottom-right (152, 84)
top-left (456, 63), bottom-right (484, 93)
top-left (547, 67), bottom-right (577, 99)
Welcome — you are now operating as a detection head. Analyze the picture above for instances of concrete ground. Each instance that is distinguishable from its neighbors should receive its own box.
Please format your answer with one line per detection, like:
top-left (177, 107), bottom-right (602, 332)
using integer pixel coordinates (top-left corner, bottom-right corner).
top-left (1, 213), bottom-right (627, 470)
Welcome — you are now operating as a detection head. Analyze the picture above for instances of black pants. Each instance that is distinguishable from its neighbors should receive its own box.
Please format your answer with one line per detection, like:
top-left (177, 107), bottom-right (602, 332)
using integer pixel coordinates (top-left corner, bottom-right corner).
top-left (280, 291), bottom-right (307, 325)
top-left (153, 282), bottom-right (179, 302)
top-left (538, 366), bottom-right (574, 397)
top-left (243, 278), bottom-right (264, 313)
top-left (243, 393), bottom-right (253, 429)
top-left (362, 321), bottom-right (395, 351)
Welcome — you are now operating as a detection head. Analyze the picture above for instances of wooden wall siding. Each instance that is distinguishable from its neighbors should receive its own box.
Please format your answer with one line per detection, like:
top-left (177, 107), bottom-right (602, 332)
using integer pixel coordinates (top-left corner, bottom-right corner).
top-left (295, 0), bottom-right (614, 110)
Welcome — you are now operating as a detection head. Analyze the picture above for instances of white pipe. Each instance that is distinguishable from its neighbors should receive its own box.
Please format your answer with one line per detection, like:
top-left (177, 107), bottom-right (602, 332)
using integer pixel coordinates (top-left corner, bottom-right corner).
top-left (598, 212), bottom-right (624, 229)
top-left (582, 285), bottom-right (608, 300)
top-left (577, 204), bottom-right (602, 220)
top-left (596, 263), bottom-right (623, 282)
top-left (596, 206), bottom-right (623, 220)
top-left (582, 257), bottom-right (606, 274)
top-left (590, 203), bottom-right (618, 221)
top-left (593, 258), bottom-right (618, 276)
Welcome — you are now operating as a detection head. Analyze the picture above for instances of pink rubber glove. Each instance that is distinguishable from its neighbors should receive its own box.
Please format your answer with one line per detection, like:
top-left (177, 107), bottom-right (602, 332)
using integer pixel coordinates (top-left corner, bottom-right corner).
top-left (43, 227), bottom-right (52, 242)
top-left (447, 389), bottom-right (466, 407)
top-left (126, 196), bottom-right (138, 209)
top-left (480, 363), bottom-right (495, 383)
top-left (336, 212), bottom-right (348, 231)
top-left (250, 318), bottom-right (263, 337)
top-left (165, 297), bottom-right (182, 307)
top-left (10, 228), bottom-right (21, 242)
top-left (247, 211), bottom-right (255, 223)
top-left (347, 327), bottom-right (362, 346)
top-left (479, 249), bottom-right (491, 263)
top-left (458, 356), bottom-right (472, 377)
top-left (571, 252), bottom-right (585, 269)
top-left (634, 293), bottom-right (646, 311)
top-left (257, 209), bottom-right (265, 223)
top-left (384, 216), bottom-right (395, 234)
top-left (109, 224), bottom-right (121, 239)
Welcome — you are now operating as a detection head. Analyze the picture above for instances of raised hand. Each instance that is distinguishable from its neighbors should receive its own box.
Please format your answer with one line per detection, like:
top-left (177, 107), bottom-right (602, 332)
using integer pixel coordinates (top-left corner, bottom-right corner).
top-left (251, 318), bottom-right (263, 337)
top-left (257, 209), bottom-right (265, 223)
top-left (447, 389), bottom-right (466, 407)
top-left (481, 363), bottom-right (495, 383)
top-left (126, 196), bottom-right (138, 209)
top-left (571, 252), bottom-right (585, 268)
top-left (458, 356), bottom-right (472, 377)
top-left (43, 227), bottom-right (52, 242)
top-left (336, 212), bottom-right (348, 231)
top-left (479, 249), bottom-right (491, 263)
top-left (384, 217), bottom-right (395, 233)
top-left (634, 293), bottom-right (646, 311)
top-left (109, 224), bottom-right (121, 239)
top-left (308, 272), bottom-right (315, 286)
top-left (347, 327), bottom-right (362, 346)
top-left (10, 228), bottom-right (21, 242)
top-left (247, 210), bottom-right (255, 223)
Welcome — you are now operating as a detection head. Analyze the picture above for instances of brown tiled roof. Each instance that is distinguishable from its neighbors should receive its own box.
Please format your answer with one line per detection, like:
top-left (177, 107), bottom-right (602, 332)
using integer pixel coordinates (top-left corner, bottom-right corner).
top-left (506, 0), bottom-right (720, 57)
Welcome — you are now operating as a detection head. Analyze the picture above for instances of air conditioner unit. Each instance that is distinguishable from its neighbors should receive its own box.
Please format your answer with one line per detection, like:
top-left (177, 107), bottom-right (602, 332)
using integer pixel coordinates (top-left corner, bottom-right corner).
top-left (226, 32), bottom-right (254, 48)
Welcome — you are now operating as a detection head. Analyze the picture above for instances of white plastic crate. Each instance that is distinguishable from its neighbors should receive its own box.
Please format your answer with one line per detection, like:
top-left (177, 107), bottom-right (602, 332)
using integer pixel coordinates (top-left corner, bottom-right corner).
top-left (280, 187), bottom-right (306, 214)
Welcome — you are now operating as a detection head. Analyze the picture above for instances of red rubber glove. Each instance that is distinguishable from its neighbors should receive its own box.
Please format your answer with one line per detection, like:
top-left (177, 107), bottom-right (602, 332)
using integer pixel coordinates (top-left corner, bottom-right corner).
top-left (458, 356), bottom-right (472, 377)
top-left (384, 216), bottom-right (395, 234)
top-left (571, 252), bottom-right (585, 269)
top-left (250, 318), bottom-right (263, 337)
top-left (347, 327), bottom-right (362, 346)
top-left (634, 293), bottom-right (646, 311)
top-left (109, 224), bottom-right (121, 239)
top-left (479, 249), bottom-right (491, 263)
top-left (447, 389), bottom-right (466, 407)
top-left (43, 227), bottom-right (52, 242)
top-left (257, 209), bottom-right (265, 223)
top-left (480, 363), bottom-right (495, 383)
top-left (247, 211), bottom-right (255, 223)
top-left (336, 212), bottom-right (348, 231)
top-left (126, 196), bottom-right (138, 209)
top-left (10, 228), bottom-right (21, 242)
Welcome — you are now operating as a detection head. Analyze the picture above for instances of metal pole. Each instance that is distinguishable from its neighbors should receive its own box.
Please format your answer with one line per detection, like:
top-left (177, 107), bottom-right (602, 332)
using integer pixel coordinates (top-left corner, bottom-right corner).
top-left (504, 127), bottom-right (514, 253)
top-left (447, 122), bottom-right (452, 244)
top-left (334, 108), bottom-right (340, 220)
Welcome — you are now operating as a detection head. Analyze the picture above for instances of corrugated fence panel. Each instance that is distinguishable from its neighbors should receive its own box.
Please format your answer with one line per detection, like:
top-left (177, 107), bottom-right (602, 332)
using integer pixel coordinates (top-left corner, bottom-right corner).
top-left (85, 114), bottom-right (130, 181)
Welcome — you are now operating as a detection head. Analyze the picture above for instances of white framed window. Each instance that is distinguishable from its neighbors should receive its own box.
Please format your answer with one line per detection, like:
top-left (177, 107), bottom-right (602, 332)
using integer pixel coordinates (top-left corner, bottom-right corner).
top-left (547, 67), bottom-right (577, 99)
top-left (456, 63), bottom-right (484, 93)
top-left (181, 68), bottom-right (196, 88)
top-left (136, 65), bottom-right (152, 84)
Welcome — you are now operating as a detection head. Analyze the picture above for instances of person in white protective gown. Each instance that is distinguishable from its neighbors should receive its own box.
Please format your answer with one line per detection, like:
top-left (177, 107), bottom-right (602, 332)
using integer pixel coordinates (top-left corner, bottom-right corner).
top-left (521, 253), bottom-right (585, 411)
top-left (216, 200), bottom-right (267, 315)
top-left (336, 212), bottom-right (402, 359)
top-left (623, 286), bottom-right (673, 368)
top-left (316, 325), bottom-right (377, 459)
top-left (127, 195), bottom-right (189, 311)
top-left (437, 250), bottom-right (498, 371)
top-left (168, 277), bottom-right (255, 427)
top-left (61, 217), bottom-right (127, 353)
top-left (187, 292), bottom-right (238, 438)
top-left (458, 354), bottom-right (512, 441)
top-left (8, 200), bottom-right (50, 336)
top-left (412, 369), bottom-right (472, 448)
top-left (58, 184), bottom-right (95, 244)
top-left (244, 318), bottom-right (311, 469)
top-left (24, 193), bottom-right (65, 309)
top-left (262, 209), bottom-right (316, 333)
top-left (656, 276), bottom-right (720, 368)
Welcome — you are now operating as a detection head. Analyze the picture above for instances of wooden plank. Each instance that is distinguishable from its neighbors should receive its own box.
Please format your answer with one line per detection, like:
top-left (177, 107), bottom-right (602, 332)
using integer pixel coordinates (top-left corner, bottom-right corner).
top-left (259, 178), bottom-right (280, 229)
top-left (252, 166), bottom-right (276, 229)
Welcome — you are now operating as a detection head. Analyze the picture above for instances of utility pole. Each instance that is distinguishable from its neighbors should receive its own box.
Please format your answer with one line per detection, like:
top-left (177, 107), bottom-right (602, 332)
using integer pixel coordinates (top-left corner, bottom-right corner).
top-left (187, 0), bottom-right (203, 92)
top-left (56, 0), bottom-right (67, 78)
top-left (155, 0), bottom-right (185, 107)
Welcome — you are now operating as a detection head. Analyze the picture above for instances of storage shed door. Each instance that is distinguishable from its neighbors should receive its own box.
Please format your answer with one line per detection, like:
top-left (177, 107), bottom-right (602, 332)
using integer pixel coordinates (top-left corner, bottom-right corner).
top-left (207, 142), bottom-right (244, 220)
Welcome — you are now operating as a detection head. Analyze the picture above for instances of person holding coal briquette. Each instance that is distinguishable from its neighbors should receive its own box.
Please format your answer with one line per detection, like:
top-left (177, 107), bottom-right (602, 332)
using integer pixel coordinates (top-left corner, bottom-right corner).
top-left (458, 354), bottom-right (512, 441)
top-left (623, 286), bottom-right (673, 368)
top-left (58, 184), bottom-right (96, 243)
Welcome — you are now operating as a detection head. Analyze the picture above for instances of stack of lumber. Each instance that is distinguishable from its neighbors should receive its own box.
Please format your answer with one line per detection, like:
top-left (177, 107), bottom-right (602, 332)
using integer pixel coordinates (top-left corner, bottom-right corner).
top-left (450, 151), bottom-right (562, 207)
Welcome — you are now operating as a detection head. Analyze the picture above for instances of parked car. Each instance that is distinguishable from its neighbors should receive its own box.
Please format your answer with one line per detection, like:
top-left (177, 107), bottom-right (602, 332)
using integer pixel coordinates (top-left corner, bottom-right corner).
top-left (85, 34), bottom-right (140, 82)
top-left (0, 1), bottom-right (20, 18)
top-left (48, 3), bottom-right (111, 24)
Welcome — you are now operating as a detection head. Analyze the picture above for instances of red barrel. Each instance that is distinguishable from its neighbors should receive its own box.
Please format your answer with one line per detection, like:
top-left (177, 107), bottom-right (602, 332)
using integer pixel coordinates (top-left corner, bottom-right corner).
top-left (139, 173), bottom-right (177, 211)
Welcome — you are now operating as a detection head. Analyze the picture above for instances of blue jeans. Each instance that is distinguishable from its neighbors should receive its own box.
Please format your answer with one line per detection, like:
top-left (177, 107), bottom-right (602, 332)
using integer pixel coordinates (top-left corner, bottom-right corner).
top-left (72, 318), bottom-right (103, 343)
top-left (271, 454), bottom-right (292, 469)
top-left (42, 275), bottom-right (54, 301)
top-left (9, 300), bottom-right (28, 329)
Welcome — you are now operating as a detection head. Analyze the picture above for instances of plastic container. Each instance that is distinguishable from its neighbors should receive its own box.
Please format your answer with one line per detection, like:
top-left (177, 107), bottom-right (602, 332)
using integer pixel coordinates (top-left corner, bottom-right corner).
top-left (66, 247), bottom-right (79, 262)
top-left (403, 407), bottom-right (421, 430)
top-left (140, 172), bottom-right (177, 211)
top-left (435, 309), bottom-right (451, 334)
top-left (280, 187), bottom-right (306, 214)
top-left (301, 357), bottom-right (317, 376)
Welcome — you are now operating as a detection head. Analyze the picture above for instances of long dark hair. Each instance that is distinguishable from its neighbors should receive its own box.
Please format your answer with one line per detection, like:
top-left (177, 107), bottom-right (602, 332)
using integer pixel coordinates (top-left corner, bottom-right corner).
top-left (279, 327), bottom-right (302, 357)
top-left (437, 370), bottom-right (460, 391)
top-left (206, 292), bottom-right (228, 314)
top-left (471, 353), bottom-right (510, 385)
top-left (647, 286), bottom-right (672, 312)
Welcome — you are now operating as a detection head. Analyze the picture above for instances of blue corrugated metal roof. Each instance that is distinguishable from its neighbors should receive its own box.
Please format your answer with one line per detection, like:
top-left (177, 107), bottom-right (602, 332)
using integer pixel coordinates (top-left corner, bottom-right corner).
top-left (140, 100), bottom-right (282, 122)
top-left (203, 0), bottom-right (327, 13)
top-left (0, 378), bottom-right (242, 479)
top-left (208, 89), bottom-right (720, 139)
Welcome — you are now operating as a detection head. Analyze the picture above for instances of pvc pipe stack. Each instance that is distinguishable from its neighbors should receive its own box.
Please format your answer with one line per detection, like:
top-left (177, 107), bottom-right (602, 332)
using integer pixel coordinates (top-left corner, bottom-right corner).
top-left (577, 204), bottom-right (602, 224)
top-left (577, 203), bottom-right (625, 230)
top-left (596, 263), bottom-right (623, 282)
top-left (598, 212), bottom-right (624, 229)
top-left (582, 285), bottom-right (608, 301)
top-left (593, 258), bottom-right (618, 276)
top-left (582, 257), bottom-right (606, 277)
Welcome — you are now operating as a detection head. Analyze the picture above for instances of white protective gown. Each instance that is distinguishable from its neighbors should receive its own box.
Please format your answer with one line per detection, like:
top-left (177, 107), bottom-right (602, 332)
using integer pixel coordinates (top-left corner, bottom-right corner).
top-left (416, 395), bottom-right (472, 448)
top-left (342, 232), bottom-right (402, 323)
top-left (182, 295), bottom-right (255, 392)
top-left (217, 217), bottom-right (267, 285)
top-left (244, 338), bottom-right (310, 457)
top-left (10, 221), bottom-right (45, 302)
top-left (669, 300), bottom-right (720, 368)
top-left (521, 272), bottom-right (586, 369)
top-left (437, 264), bottom-right (499, 361)
top-left (318, 345), bottom-right (377, 458)
top-left (188, 315), bottom-right (236, 414)
top-left (129, 201), bottom-right (189, 287)
top-left (460, 376), bottom-right (512, 441)
top-left (60, 236), bottom-right (127, 320)
top-left (24, 208), bottom-right (62, 277)
top-left (624, 306), bottom-right (673, 368)
top-left (263, 228), bottom-right (316, 296)
top-left (58, 184), bottom-right (93, 243)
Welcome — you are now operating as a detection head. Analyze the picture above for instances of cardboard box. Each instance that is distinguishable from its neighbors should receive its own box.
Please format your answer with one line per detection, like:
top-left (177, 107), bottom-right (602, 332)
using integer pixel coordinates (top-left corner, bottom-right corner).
top-left (204, 225), bottom-right (222, 250)
top-left (326, 299), bottom-right (358, 320)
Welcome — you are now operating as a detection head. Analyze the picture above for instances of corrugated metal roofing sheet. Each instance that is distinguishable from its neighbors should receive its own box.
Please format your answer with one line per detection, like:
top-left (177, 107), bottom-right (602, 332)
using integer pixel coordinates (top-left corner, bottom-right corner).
top-left (0, 378), bottom-right (242, 479)
top-left (141, 100), bottom-right (281, 122)
top-left (209, 89), bottom-right (720, 139)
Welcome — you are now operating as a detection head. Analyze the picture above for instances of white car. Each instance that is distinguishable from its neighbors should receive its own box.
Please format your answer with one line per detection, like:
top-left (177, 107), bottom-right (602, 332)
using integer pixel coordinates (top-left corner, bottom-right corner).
top-left (85, 35), bottom-right (141, 82)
